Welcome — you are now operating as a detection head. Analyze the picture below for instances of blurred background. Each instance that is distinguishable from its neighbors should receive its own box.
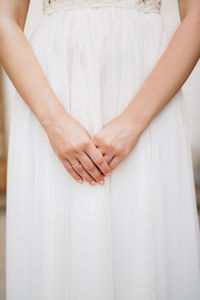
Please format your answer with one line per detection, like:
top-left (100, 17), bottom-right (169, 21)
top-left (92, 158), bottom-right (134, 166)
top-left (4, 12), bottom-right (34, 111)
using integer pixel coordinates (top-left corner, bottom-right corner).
top-left (0, 0), bottom-right (200, 299)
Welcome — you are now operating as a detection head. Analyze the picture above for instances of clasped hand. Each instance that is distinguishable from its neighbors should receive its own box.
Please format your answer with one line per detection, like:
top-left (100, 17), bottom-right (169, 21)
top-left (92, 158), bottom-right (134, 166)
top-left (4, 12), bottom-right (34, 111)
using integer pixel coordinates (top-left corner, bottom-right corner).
top-left (46, 110), bottom-right (141, 186)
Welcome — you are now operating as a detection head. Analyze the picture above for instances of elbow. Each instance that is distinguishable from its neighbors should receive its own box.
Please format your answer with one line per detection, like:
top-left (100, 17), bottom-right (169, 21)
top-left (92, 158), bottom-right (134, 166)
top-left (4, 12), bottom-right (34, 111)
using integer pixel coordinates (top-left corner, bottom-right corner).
top-left (181, 9), bottom-right (200, 25)
top-left (181, 10), bottom-right (200, 32)
top-left (0, 14), bottom-right (25, 32)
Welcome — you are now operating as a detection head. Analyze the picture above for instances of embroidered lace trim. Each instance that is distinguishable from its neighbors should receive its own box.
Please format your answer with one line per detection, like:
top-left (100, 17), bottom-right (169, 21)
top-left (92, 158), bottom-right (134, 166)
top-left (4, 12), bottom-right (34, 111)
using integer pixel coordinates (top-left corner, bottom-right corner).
top-left (43, 0), bottom-right (162, 15)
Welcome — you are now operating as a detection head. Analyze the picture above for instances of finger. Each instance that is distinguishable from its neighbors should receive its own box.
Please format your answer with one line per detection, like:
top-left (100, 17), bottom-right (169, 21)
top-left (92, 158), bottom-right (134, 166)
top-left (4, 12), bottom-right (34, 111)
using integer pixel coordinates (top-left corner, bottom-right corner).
top-left (102, 153), bottom-right (114, 165)
top-left (85, 143), bottom-right (111, 176)
top-left (95, 145), bottom-right (106, 154)
top-left (78, 152), bottom-right (106, 184)
top-left (62, 158), bottom-right (84, 184)
top-left (109, 155), bottom-right (121, 171)
top-left (69, 157), bottom-right (98, 186)
top-left (95, 147), bottom-right (114, 167)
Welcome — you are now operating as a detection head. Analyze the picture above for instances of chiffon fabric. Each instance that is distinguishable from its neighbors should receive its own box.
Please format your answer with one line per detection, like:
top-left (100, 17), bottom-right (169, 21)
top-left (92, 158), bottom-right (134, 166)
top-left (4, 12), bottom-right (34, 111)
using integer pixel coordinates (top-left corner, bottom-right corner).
top-left (6, 4), bottom-right (200, 300)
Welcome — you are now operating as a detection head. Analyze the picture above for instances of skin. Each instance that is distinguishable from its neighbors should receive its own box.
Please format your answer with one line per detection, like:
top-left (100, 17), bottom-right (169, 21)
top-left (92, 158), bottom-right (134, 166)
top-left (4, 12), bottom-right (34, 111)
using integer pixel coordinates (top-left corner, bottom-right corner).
top-left (0, 1), bottom-right (200, 186)
top-left (92, 0), bottom-right (200, 170)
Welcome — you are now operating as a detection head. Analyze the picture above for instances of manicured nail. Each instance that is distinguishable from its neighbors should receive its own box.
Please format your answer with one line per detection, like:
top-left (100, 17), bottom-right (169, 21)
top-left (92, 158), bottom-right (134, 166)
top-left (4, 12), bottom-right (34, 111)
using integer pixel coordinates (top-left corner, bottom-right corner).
top-left (91, 181), bottom-right (97, 185)
top-left (99, 179), bottom-right (105, 185)
top-left (78, 179), bottom-right (84, 184)
top-left (107, 172), bottom-right (111, 176)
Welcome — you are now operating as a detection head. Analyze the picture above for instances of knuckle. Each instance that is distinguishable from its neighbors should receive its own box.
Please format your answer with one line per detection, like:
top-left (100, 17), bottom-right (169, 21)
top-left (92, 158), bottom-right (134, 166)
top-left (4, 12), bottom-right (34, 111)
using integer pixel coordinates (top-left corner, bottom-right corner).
top-left (86, 175), bottom-right (93, 183)
top-left (92, 169), bottom-right (100, 177)
top-left (66, 164), bottom-right (73, 173)
top-left (114, 145), bottom-right (124, 155)
top-left (67, 163), bottom-right (74, 171)
top-left (105, 142), bottom-right (114, 152)
top-left (95, 157), bottom-right (104, 165)
top-left (93, 133), bottom-right (103, 145)
top-left (70, 144), bottom-right (80, 153)
top-left (81, 140), bottom-right (90, 149)
top-left (116, 151), bottom-right (123, 159)
top-left (87, 163), bottom-right (95, 172)
top-left (102, 141), bottom-right (110, 149)
top-left (113, 144), bottom-right (120, 152)
top-left (60, 147), bottom-right (69, 157)
top-left (95, 169), bottom-right (103, 179)
top-left (75, 164), bottom-right (83, 172)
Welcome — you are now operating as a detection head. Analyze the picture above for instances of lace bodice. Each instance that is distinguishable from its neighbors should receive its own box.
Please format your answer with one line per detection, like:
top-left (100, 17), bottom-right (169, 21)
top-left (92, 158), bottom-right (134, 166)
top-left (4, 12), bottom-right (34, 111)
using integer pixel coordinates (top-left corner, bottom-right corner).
top-left (43, 0), bottom-right (162, 15)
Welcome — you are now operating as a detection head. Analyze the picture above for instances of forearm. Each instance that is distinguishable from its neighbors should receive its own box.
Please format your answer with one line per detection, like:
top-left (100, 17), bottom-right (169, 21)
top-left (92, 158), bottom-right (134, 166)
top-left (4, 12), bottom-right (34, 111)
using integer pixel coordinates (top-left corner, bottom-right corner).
top-left (0, 16), bottom-right (69, 129)
top-left (123, 12), bottom-right (200, 134)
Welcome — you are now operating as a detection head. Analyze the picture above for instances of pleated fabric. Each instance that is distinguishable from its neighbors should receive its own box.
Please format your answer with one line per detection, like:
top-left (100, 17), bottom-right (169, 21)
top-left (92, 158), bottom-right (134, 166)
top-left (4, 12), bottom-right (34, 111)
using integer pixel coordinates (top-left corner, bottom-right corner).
top-left (6, 6), bottom-right (200, 300)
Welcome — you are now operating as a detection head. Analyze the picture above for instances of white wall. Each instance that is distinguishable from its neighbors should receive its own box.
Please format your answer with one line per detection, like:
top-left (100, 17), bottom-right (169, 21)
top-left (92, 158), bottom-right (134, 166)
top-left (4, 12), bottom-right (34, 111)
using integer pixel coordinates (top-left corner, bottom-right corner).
top-left (3, 0), bottom-right (200, 179)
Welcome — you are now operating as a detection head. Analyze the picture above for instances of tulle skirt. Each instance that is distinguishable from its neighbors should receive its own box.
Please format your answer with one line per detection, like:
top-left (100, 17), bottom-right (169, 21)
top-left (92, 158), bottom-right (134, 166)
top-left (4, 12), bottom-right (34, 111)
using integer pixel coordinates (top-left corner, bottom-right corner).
top-left (6, 6), bottom-right (200, 300)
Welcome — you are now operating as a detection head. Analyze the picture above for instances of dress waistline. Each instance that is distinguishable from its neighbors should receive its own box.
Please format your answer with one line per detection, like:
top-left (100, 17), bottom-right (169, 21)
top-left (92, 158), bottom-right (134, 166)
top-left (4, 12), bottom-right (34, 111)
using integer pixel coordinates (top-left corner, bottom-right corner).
top-left (43, 0), bottom-right (162, 15)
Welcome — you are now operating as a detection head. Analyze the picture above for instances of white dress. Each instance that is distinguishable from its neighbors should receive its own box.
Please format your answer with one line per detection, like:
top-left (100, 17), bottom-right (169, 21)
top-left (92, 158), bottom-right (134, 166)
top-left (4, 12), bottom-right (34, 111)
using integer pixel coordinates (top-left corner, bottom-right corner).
top-left (6, 0), bottom-right (200, 299)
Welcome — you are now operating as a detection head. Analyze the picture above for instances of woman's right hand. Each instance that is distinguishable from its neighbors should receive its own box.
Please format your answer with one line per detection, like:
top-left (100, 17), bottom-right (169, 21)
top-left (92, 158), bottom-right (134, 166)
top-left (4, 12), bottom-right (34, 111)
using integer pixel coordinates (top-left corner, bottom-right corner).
top-left (43, 111), bottom-right (111, 186)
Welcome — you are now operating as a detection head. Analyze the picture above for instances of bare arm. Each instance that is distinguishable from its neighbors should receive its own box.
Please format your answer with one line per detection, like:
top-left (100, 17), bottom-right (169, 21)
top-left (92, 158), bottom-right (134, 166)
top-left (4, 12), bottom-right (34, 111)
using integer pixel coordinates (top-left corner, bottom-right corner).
top-left (0, 0), bottom-right (111, 185)
top-left (123, 0), bottom-right (200, 134)
top-left (0, 0), bottom-right (66, 125)
top-left (92, 0), bottom-right (200, 171)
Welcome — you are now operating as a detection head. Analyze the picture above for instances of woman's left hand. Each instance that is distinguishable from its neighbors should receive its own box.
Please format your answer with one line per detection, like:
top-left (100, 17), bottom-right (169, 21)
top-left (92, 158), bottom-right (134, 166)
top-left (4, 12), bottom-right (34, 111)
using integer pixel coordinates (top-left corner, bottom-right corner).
top-left (91, 111), bottom-right (143, 173)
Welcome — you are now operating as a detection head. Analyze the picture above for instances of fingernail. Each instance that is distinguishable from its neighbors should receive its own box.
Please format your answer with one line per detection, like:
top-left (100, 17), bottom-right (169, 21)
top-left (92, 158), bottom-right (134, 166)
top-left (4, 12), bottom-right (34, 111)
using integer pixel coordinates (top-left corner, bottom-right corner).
top-left (107, 172), bottom-right (111, 176)
top-left (99, 179), bottom-right (105, 185)
top-left (78, 179), bottom-right (84, 184)
top-left (91, 181), bottom-right (97, 185)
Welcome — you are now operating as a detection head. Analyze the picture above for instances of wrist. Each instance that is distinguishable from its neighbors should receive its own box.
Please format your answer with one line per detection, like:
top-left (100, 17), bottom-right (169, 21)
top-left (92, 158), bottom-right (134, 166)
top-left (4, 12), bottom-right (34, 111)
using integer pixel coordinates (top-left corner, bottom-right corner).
top-left (37, 100), bottom-right (71, 132)
top-left (122, 104), bottom-right (153, 136)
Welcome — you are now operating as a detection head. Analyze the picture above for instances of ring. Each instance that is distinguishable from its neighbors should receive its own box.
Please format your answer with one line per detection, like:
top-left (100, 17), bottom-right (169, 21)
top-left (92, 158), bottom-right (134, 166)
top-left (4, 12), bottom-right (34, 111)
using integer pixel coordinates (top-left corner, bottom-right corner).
top-left (72, 162), bottom-right (80, 168)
